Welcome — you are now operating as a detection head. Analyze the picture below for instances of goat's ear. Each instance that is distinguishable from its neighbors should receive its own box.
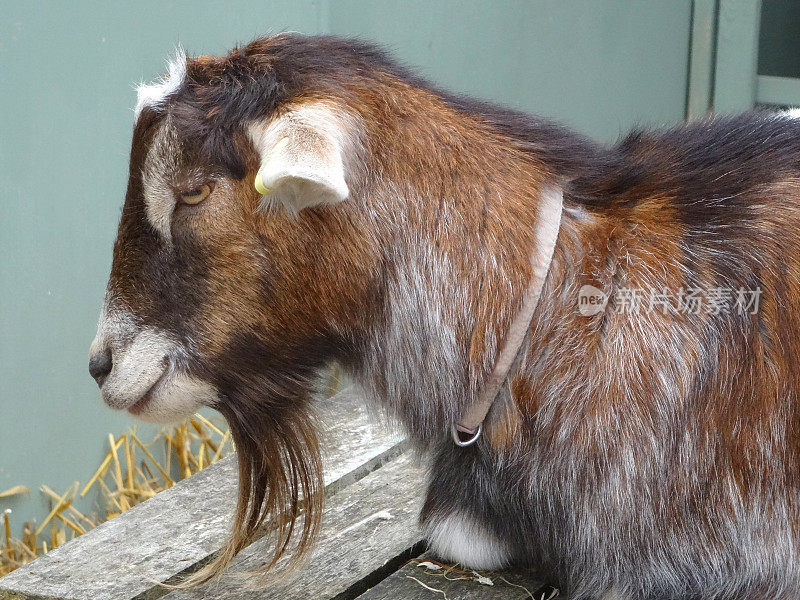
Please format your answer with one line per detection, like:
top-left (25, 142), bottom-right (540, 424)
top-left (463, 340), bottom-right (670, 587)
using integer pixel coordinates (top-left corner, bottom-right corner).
top-left (248, 106), bottom-right (350, 213)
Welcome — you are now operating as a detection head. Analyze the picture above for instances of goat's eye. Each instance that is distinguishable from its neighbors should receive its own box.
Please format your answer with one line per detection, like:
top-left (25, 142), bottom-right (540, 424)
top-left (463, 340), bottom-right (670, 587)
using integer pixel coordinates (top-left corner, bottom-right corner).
top-left (180, 183), bottom-right (213, 205)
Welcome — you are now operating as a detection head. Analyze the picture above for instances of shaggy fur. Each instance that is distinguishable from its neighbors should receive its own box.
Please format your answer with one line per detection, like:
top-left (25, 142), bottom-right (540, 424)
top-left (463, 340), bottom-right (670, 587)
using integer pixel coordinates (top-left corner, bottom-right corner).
top-left (90, 34), bottom-right (800, 599)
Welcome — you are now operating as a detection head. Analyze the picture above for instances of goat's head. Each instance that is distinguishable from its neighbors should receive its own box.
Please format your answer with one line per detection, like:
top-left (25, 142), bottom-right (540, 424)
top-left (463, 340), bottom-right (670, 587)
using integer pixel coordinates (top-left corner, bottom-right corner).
top-left (87, 35), bottom-right (402, 578)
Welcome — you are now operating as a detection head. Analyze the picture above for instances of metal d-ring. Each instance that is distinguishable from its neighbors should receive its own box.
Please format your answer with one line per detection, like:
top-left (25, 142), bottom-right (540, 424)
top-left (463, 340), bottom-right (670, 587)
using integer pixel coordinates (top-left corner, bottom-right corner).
top-left (451, 422), bottom-right (482, 447)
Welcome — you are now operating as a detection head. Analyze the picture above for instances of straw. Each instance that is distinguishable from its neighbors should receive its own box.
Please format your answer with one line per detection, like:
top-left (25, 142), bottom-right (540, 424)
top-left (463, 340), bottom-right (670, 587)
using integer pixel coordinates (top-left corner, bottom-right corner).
top-left (3, 510), bottom-right (13, 563)
top-left (1, 414), bottom-right (233, 575)
top-left (80, 436), bottom-right (124, 497)
top-left (0, 486), bottom-right (29, 499)
top-left (34, 484), bottom-right (75, 537)
top-left (131, 433), bottom-right (174, 486)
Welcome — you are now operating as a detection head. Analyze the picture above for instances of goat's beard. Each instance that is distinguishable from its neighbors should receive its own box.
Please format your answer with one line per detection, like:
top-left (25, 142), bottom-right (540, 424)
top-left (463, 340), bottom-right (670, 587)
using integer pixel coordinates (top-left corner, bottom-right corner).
top-left (186, 378), bottom-right (324, 585)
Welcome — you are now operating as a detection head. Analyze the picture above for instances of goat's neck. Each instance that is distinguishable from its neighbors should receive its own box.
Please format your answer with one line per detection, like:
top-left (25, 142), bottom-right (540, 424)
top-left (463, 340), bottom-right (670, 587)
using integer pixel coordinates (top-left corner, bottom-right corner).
top-left (348, 162), bottom-right (579, 447)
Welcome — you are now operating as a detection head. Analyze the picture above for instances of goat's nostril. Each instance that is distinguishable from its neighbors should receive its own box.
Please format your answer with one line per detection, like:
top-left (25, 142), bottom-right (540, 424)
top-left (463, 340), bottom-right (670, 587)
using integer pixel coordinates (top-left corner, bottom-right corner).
top-left (88, 348), bottom-right (113, 386)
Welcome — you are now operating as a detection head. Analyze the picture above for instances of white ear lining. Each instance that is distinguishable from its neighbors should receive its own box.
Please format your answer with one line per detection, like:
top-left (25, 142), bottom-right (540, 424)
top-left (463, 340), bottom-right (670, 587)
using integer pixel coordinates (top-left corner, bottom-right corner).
top-left (248, 105), bottom-right (352, 213)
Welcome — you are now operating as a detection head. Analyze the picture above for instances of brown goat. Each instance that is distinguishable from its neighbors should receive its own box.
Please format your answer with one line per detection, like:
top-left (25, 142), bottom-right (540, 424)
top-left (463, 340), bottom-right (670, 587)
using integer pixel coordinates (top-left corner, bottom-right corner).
top-left (89, 34), bottom-right (800, 599)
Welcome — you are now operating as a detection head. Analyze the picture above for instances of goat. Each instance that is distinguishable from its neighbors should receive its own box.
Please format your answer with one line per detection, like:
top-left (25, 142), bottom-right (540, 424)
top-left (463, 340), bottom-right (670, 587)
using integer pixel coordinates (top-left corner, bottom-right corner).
top-left (89, 34), bottom-right (800, 599)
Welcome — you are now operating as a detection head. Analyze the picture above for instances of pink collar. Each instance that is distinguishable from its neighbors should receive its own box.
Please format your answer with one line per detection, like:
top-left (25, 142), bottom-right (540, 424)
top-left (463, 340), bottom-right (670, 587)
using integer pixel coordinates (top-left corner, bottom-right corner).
top-left (452, 185), bottom-right (563, 446)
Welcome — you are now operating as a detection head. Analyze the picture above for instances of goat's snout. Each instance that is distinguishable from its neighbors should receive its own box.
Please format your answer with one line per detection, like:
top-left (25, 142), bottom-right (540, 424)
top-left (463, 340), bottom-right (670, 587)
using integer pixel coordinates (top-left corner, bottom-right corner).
top-left (88, 346), bottom-right (113, 387)
top-left (88, 312), bottom-right (217, 422)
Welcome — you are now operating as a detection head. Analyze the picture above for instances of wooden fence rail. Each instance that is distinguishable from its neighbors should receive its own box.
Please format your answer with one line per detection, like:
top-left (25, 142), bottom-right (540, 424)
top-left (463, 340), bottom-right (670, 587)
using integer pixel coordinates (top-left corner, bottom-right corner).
top-left (0, 388), bottom-right (547, 600)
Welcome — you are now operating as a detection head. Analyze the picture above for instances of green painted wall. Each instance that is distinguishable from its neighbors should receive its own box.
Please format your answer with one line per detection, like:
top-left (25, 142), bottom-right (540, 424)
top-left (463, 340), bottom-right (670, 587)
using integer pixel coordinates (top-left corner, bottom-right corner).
top-left (329, 0), bottom-right (693, 140)
top-left (0, 1), bottom-right (692, 531)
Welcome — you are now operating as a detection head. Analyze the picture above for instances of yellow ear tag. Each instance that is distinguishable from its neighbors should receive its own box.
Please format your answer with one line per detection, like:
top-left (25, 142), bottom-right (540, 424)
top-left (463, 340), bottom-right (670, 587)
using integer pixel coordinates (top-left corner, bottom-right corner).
top-left (254, 171), bottom-right (271, 195)
top-left (254, 137), bottom-right (291, 195)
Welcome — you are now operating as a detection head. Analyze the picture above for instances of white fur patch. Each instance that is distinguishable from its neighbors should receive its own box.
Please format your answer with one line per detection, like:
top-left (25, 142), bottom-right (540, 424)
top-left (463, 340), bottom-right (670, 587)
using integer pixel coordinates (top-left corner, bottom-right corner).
top-left (134, 47), bottom-right (187, 119)
top-left (131, 371), bottom-right (217, 423)
top-left (91, 305), bottom-right (216, 422)
top-left (89, 299), bottom-right (138, 357)
top-left (142, 116), bottom-right (181, 242)
top-left (247, 102), bottom-right (360, 214)
top-left (100, 327), bottom-right (174, 408)
top-left (786, 108), bottom-right (800, 119)
top-left (601, 588), bottom-right (631, 600)
top-left (424, 511), bottom-right (511, 570)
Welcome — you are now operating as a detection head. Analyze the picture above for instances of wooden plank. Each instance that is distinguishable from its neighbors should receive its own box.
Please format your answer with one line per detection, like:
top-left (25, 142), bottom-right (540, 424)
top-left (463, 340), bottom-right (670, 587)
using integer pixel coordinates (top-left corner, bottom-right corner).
top-left (713, 0), bottom-right (762, 113)
top-left (756, 75), bottom-right (800, 107)
top-left (686, 0), bottom-right (718, 118)
top-left (161, 451), bottom-right (424, 600)
top-left (0, 389), bottom-right (405, 600)
top-left (355, 552), bottom-right (552, 600)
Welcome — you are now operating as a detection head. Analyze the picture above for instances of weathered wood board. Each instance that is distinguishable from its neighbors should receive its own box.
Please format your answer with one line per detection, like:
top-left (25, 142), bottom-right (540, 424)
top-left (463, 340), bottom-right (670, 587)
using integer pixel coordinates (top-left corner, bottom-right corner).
top-left (0, 389), bottom-right (406, 600)
top-left (162, 451), bottom-right (425, 600)
top-left (356, 553), bottom-right (553, 600)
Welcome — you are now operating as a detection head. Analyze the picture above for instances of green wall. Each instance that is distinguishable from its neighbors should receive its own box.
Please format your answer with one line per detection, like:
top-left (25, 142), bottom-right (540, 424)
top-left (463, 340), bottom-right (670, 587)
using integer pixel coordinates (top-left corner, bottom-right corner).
top-left (329, 0), bottom-right (692, 139)
top-left (0, 1), bottom-right (691, 530)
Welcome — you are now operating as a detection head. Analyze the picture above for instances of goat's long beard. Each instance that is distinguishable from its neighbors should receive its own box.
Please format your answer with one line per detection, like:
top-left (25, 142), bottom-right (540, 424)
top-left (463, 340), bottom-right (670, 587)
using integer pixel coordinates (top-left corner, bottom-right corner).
top-left (187, 386), bottom-right (324, 585)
